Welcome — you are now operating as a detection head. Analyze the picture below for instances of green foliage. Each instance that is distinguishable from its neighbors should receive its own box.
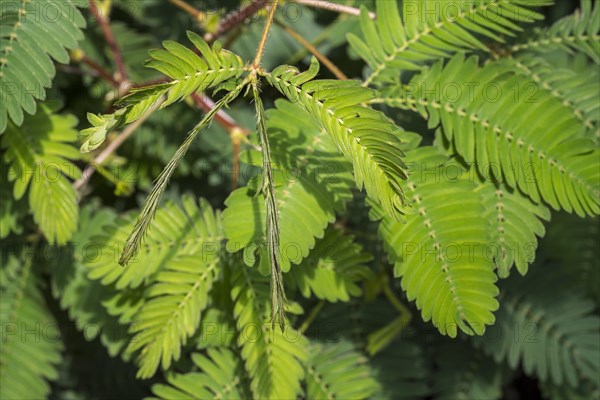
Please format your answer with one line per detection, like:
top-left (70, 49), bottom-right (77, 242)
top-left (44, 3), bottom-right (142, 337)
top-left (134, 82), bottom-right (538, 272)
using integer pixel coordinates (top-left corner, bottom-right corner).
top-left (371, 338), bottom-right (431, 400)
top-left (377, 54), bottom-right (600, 216)
top-left (150, 348), bottom-right (246, 399)
top-left (505, 53), bottom-right (600, 135)
top-left (0, 0), bottom-right (87, 133)
top-left (287, 226), bottom-right (373, 302)
top-left (541, 212), bottom-right (600, 302)
top-left (117, 79), bottom-right (248, 267)
top-left (79, 32), bottom-right (246, 153)
top-left (263, 99), bottom-right (355, 205)
top-left (349, 0), bottom-right (550, 86)
top-left (305, 340), bottom-right (380, 399)
top-left (376, 146), bottom-right (499, 337)
top-left (223, 172), bottom-right (340, 272)
top-left (1, 104), bottom-right (81, 244)
top-left (48, 204), bottom-right (129, 356)
top-left (230, 266), bottom-right (308, 399)
top-left (266, 60), bottom-right (411, 219)
top-left (85, 196), bottom-right (223, 377)
top-left (1, 1), bottom-right (599, 399)
top-left (512, 0), bottom-right (600, 62)
top-left (0, 252), bottom-right (63, 400)
top-left (474, 265), bottom-right (600, 388)
top-left (223, 99), bottom-right (354, 274)
top-left (478, 180), bottom-right (550, 277)
top-left (127, 251), bottom-right (220, 378)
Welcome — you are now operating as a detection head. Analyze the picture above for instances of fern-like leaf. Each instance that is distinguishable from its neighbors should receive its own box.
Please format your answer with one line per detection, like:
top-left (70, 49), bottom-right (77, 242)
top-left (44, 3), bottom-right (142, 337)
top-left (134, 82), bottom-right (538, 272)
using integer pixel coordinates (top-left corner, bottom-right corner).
top-left (0, 252), bottom-right (63, 400)
top-left (251, 80), bottom-right (286, 331)
top-left (223, 171), bottom-right (340, 273)
top-left (376, 147), bottom-right (499, 337)
top-left (127, 254), bottom-right (220, 378)
top-left (85, 197), bottom-right (223, 377)
top-left (149, 348), bottom-right (246, 399)
top-left (264, 99), bottom-right (355, 207)
top-left (505, 53), bottom-right (600, 136)
top-left (49, 204), bottom-right (130, 357)
top-left (371, 338), bottom-right (431, 400)
top-left (223, 99), bottom-right (355, 274)
top-left (306, 301), bottom-right (430, 399)
top-left (230, 266), bottom-right (307, 399)
top-left (376, 54), bottom-right (600, 216)
top-left (1, 104), bottom-right (81, 244)
top-left (0, 0), bottom-right (86, 133)
top-left (348, 0), bottom-right (549, 86)
top-left (474, 266), bottom-right (600, 387)
top-left (86, 196), bottom-right (223, 290)
top-left (305, 340), bottom-right (380, 400)
top-left (265, 58), bottom-right (410, 219)
top-left (79, 32), bottom-right (246, 152)
top-left (478, 180), bottom-right (550, 277)
top-left (511, 0), bottom-right (600, 63)
top-left (287, 226), bottom-right (373, 302)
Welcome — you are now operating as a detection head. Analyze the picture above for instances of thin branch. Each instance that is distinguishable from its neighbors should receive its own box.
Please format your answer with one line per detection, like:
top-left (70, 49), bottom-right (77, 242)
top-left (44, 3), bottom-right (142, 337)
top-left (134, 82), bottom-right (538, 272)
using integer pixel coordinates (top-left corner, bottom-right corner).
top-left (74, 99), bottom-right (163, 193)
top-left (205, 0), bottom-right (269, 42)
top-left (168, 0), bottom-right (204, 19)
top-left (253, 0), bottom-right (280, 68)
top-left (80, 55), bottom-right (120, 87)
top-left (299, 300), bottom-right (325, 334)
top-left (286, 11), bottom-right (349, 65)
top-left (292, 0), bottom-right (375, 19)
top-left (191, 93), bottom-right (246, 134)
top-left (192, 93), bottom-right (250, 190)
top-left (382, 274), bottom-right (412, 319)
top-left (275, 18), bottom-right (348, 80)
top-left (88, 0), bottom-right (129, 83)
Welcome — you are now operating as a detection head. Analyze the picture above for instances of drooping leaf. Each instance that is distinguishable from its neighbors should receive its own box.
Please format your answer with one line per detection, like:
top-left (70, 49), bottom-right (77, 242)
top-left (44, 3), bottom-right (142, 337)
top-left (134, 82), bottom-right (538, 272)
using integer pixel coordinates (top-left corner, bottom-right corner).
top-left (1, 105), bottom-right (81, 244)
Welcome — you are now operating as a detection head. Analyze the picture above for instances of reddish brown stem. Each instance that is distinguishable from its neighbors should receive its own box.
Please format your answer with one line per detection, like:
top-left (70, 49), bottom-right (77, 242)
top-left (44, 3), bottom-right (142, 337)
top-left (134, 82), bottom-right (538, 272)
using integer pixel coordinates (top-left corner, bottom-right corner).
top-left (192, 93), bottom-right (249, 190)
top-left (191, 93), bottom-right (242, 133)
top-left (206, 0), bottom-right (269, 42)
top-left (81, 56), bottom-right (120, 87)
top-left (88, 0), bottom-right (129, 83)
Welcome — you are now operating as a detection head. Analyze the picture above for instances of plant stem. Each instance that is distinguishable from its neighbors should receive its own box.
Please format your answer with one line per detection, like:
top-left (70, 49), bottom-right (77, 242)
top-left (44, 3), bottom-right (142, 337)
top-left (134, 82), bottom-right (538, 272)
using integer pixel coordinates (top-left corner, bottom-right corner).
top-left (292, 0), bottom-right (375, 19)
top-left (88, 0), bottom-right (129, 83)
top-left (382, 275), bottom-right (411, 320)
top-left (206, 0), bottom-right (269, 42)
top-left (80, 56), bottom-right (120, 87)
top-left (299, 300), bottom-right (325, 334)
top-left (274, 19), bottom-right (348, 80)
top-left (286, 12), bottom-right (349, 65)
top-left (191, 93), bottom-right (245, 134)
top-left (168, 0), bottom-right (204, 19)
top-left (253, 0), bottom-right (280, 68)
top-left (191, 93), bottom-right (249, 190)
